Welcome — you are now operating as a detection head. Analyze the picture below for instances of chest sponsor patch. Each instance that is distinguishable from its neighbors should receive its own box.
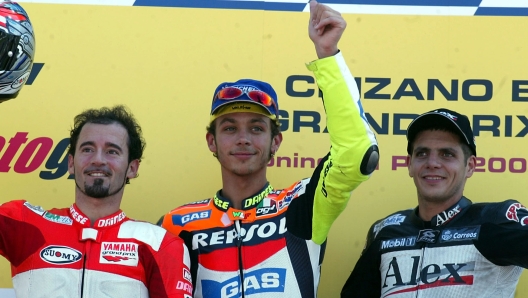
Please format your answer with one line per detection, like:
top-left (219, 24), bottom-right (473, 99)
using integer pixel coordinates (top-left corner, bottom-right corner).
top-left (380, 236), bottom-right (416, 250)
top-left (440, 226), bottom-right (480, 243)
top-left (43, 211), bottom-right (73, 225)
top-left (201, 268), bottom-right (286, 298)
top-left (373, 214), bottom-right (406, 237)
top-left (192, 216), bottom-right (286, 250)
top-left (172, 210), bottom-right (212, 226)
top-left (435, 204), bottom-right (461, 226)
top-left (277, 180), bottom-right (306, 210)
top-left (24, 201), bottom-right (45, 216)
top-left (256, 198), bottom-right (277, 217)
top-left (40, 245), bottom-right (82, 265)
top-left (100, 242), bottom-right (139, 267)
top-left (416, 229), bottom-right (439, 244)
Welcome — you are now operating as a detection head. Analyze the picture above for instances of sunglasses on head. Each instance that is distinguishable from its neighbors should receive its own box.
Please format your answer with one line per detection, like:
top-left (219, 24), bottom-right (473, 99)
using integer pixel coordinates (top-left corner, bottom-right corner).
top-left (214, 86), bottom-right (278, 115)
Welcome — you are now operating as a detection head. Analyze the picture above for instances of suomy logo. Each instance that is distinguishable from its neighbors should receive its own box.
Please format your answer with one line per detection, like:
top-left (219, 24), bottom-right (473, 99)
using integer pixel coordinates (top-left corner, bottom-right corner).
top-left (40, 245), bottom-right (82, 265)
top-left (0, 133), bottom-right (72, 180)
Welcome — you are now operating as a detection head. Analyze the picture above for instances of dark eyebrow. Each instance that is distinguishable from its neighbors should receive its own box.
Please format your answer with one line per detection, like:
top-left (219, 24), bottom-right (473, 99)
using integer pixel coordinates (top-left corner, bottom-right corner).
top-left (250, 118), bottom-right (268, 125)
top-left (218, 116), bottom-right (268, 125)
top-left (414, 146), bottom-right (458, 154)
top-left (413, 146), bottom-right (430, 153)
top-left (218, 118), bottom-right (236, 125)
top-left (79, 141), bottom-right (123, 153)
top-left (439, 147), bottom-right (458, 154)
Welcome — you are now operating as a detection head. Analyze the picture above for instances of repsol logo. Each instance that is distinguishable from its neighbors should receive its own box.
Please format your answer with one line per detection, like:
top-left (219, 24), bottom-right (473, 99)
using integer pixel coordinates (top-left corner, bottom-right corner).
top-left (192, 217), bottom-right (286, 250)
top-left (201, 268), bottom-right (286, 298)
top-left (0, 133), bottom-right (71, 179)
top-left (286, 75), bottom-right (528, 102)
top-left (382, 256), bottom-right (475, 295)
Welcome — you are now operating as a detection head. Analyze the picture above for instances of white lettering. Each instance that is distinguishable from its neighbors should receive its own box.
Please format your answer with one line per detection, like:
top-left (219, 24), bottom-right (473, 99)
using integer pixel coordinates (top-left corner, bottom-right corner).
top-left (221, 281), bottom-right (239, 298)
top-left (191, 217), bottom-right (288, 249)
top-left (261, 273), bottom-right (280, 288)
top-left (257, 222), bottom-right (276, 238)
top-left (192, 233), bottom-right (208, 250)
top-left (243, 225), bottom-right (259, 243)
top-left (245, 276), bottom-right (261, 291)
top-left (210, 230), bottom-right (225, 245)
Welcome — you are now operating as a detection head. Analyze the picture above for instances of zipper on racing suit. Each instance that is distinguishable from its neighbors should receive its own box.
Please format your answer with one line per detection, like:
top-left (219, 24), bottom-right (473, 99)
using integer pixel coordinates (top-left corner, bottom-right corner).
top-left (80, 229), bottom-right (95, 297)
top-left (235, 220), bottom-right (245, 298)
top-left (80, 253), bottom-right (87, 297)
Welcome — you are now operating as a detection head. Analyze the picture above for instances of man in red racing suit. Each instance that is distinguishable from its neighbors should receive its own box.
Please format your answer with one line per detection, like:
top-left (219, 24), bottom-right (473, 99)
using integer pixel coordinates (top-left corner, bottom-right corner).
top-left (158, 2), bottom-right (379, 297)
top-left (0, 106), bottom-right (193, 298)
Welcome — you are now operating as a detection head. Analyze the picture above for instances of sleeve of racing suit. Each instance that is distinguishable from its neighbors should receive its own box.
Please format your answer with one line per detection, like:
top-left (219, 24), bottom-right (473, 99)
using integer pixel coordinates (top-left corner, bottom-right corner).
top-left (474, 200), bottom-right (528, 268)
top-left (145, 234), bottom-right (193, 298)
top-left (0, 200), bottom-right (46, 266)
top-left (341, 221), bottom-right (381, 297)
top-left (305, 51), bottom-right (379, 245)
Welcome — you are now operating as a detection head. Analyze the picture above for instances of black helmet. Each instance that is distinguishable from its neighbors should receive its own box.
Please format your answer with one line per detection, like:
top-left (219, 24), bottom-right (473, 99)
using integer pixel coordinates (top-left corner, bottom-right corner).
top-left (0, 1), bottom-right (35, 103)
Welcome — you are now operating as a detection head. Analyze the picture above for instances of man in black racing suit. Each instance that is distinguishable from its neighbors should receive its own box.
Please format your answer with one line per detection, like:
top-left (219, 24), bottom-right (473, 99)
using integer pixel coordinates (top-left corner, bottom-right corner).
top-left (341, 108), bottom-right (528, 298)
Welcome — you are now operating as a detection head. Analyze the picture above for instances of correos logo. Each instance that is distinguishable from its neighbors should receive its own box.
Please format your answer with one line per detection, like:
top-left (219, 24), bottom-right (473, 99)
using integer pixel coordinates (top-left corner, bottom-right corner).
top-left (0, 132), bottom-right (71, 179)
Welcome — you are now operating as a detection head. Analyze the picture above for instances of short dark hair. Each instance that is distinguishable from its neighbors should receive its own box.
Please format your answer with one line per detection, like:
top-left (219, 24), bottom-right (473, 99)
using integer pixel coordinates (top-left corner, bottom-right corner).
top-left (207, 118), bottom-right (281, 139)
top-left (409, 123), bottom-right (472, 162)
top-left (68, 105), bottom-right (146, 183)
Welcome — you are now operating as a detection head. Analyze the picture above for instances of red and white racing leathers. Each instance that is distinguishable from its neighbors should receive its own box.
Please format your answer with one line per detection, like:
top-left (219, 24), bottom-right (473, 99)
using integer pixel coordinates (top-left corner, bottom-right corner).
top-left (0, 200), bottom-right (193, 298)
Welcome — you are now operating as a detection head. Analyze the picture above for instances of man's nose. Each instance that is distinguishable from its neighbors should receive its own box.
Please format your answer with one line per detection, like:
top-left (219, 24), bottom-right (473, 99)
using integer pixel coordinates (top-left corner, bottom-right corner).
top-left (91, 149), bottom-right (106, 165)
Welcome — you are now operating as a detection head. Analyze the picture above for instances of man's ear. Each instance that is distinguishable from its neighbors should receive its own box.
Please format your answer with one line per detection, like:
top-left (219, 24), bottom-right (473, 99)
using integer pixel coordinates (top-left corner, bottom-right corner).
top-left (127, 159), bottom-right (140, 179)
top-left (407, 155), bottom-right (413, 177)
top-left (466, 155), bottom-right (477, 178)
top-left (68, 154), bottom-right (75, 175)
top-left (271, 132), bottom-right (283, 154)
top-left (206, 132), bottom-right (217, 153)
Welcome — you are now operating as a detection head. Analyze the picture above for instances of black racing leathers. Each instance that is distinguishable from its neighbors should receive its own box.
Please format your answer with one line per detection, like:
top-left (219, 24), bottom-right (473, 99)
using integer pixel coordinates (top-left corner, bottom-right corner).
top-left (342, 197), bottom-right (528, 298)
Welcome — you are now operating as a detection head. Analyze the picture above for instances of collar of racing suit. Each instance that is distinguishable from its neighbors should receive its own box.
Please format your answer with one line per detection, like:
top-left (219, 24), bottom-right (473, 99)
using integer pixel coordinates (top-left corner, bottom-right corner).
top-left (212, 183), bottom-right (274, 212)
top-left (411, 196), bottom-right (472, 228)
top-left (68, 203), bottom-right (128, 229)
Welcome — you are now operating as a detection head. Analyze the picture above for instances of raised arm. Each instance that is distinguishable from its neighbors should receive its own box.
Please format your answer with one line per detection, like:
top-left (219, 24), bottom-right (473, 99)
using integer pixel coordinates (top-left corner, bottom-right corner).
top-left (307, 0), bottom-right (379, 244)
